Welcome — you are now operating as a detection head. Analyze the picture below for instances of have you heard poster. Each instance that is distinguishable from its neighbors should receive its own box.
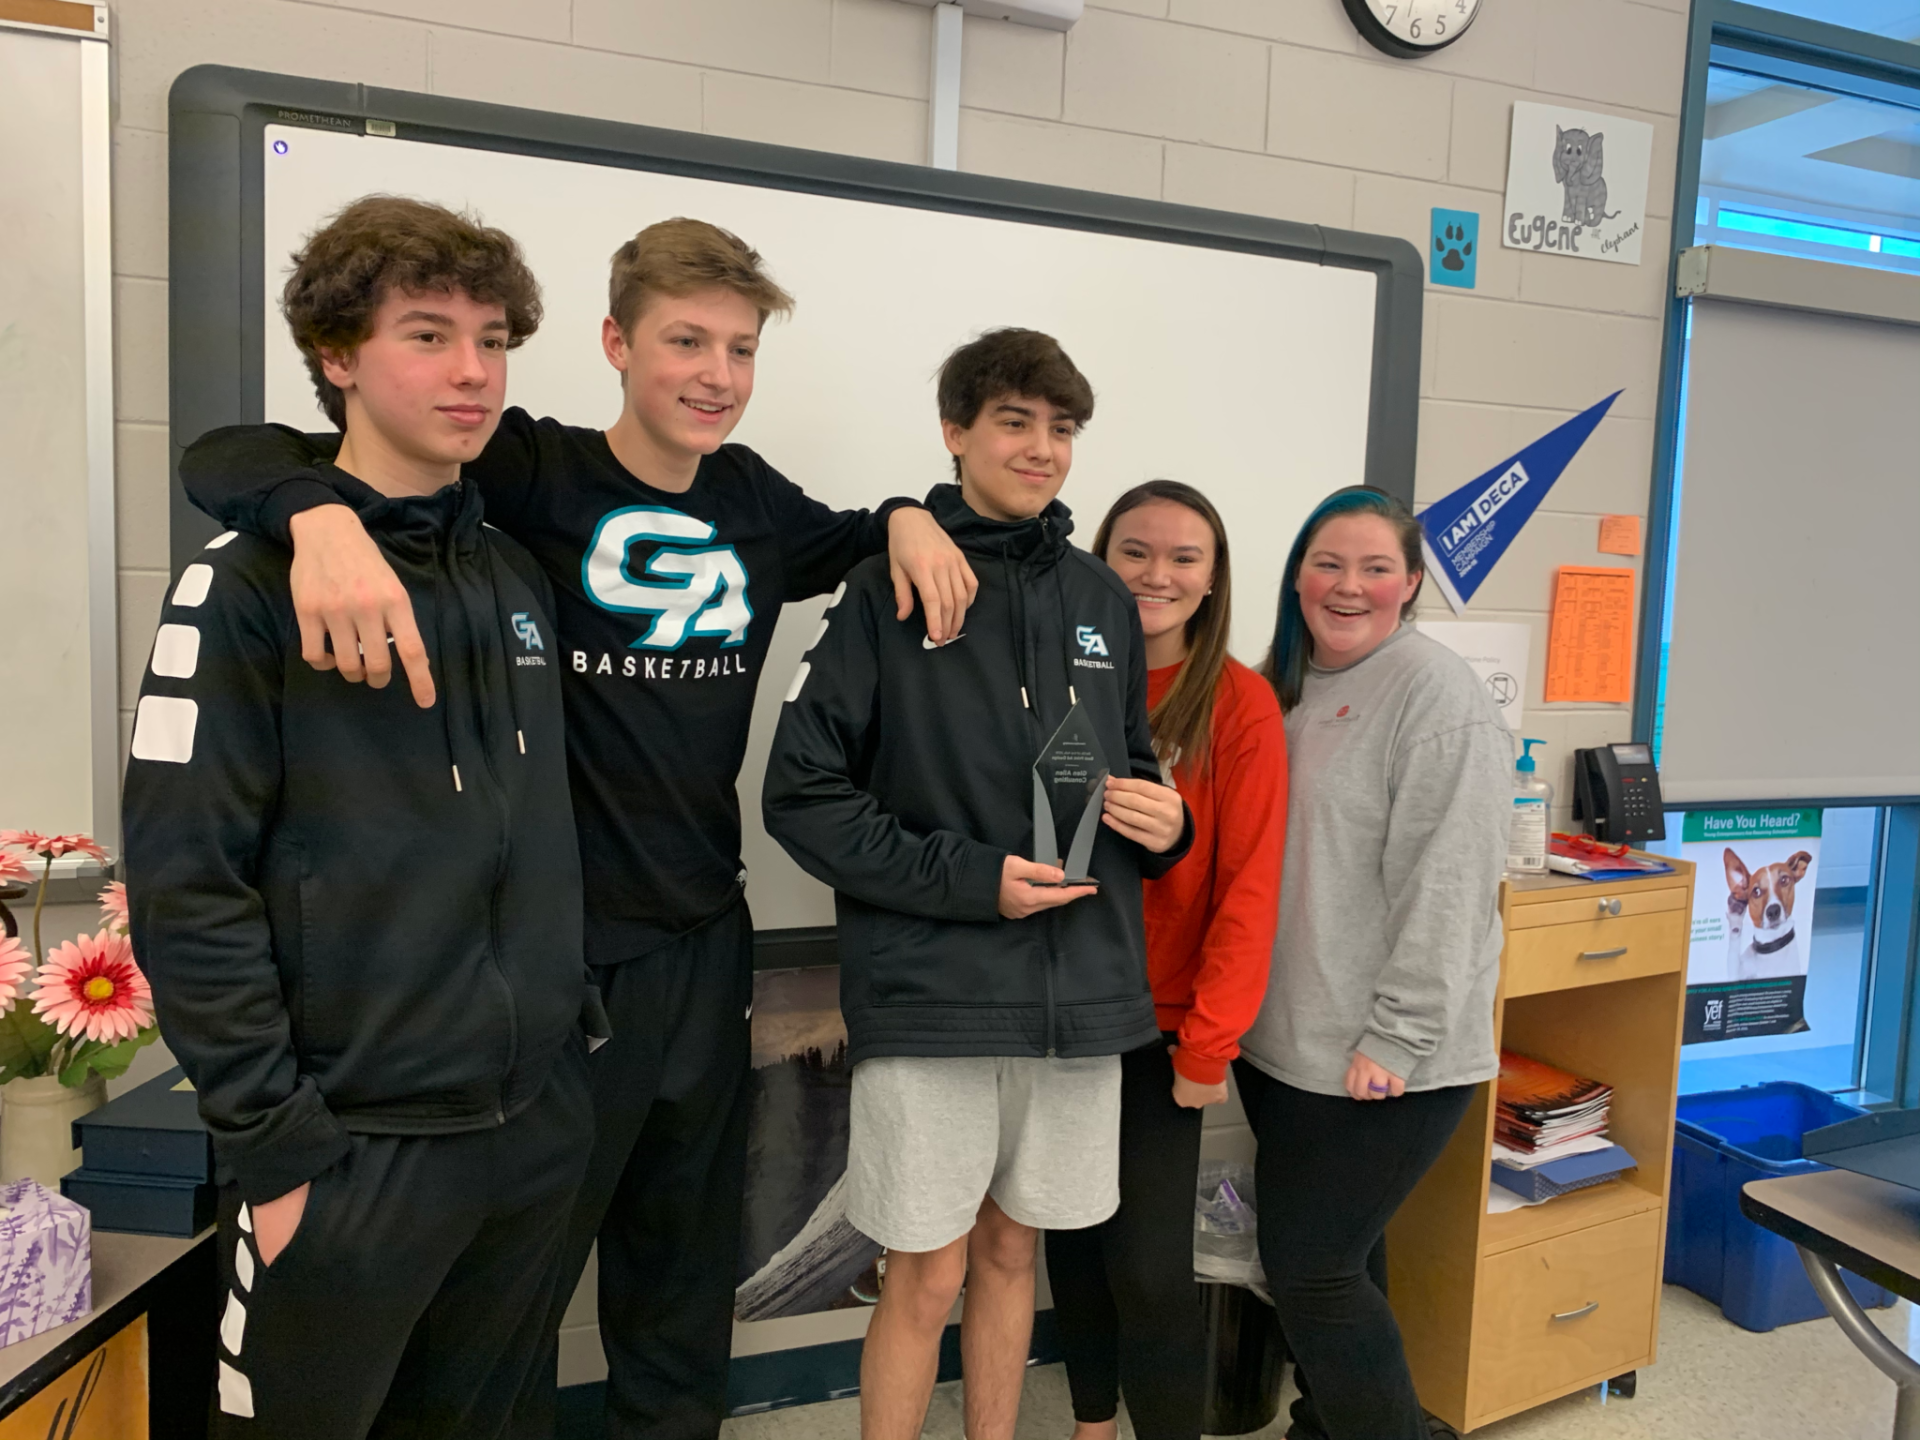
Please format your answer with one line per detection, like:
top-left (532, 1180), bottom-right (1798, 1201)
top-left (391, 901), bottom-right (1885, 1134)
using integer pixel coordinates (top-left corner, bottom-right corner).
top-left (1680, 810), bottom-right (1822, 1045)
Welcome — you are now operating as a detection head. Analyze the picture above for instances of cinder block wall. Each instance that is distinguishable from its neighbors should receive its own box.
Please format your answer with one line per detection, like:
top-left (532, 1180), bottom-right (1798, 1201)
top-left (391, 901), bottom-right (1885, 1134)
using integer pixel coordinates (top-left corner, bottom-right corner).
top-left (104, 0), bottom-right (1689, 1377)
top-left (111, 0), bottom-right (1686, 822)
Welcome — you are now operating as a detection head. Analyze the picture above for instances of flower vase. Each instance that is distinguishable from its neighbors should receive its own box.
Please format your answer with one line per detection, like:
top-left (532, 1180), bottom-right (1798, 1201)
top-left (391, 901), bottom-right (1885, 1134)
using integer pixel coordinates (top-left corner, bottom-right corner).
top-left (0, 1074), bottom-right (106, 1189)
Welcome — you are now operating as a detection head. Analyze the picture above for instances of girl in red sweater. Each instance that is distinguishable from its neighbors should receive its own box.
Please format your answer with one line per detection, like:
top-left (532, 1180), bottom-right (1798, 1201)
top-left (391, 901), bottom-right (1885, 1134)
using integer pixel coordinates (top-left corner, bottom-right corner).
top-left (1046, 481), bottom-right (1288, 1440)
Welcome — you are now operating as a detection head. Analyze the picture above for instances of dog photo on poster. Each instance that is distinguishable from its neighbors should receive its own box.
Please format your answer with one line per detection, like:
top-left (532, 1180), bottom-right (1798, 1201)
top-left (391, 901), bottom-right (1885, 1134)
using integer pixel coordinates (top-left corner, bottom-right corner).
top-left (733, 965), bottom-right (883, 1322)
top-left (1679, 810), bottom-right (1822, 1045)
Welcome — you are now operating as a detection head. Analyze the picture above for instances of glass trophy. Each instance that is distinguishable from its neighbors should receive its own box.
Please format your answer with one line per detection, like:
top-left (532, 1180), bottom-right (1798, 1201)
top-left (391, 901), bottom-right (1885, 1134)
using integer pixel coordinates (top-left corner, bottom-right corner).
top-left (1030, 700), bottom-right (1110, 887)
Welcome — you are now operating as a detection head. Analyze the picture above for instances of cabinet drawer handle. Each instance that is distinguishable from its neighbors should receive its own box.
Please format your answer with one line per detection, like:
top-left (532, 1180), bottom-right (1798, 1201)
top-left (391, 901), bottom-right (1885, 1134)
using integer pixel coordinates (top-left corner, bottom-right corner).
top-left (1597, 897), bottom-right (1622, 917)
top-left (1552, 1301), bottom-right (1600, 1322)
top-left (1579, 946), bottom-right (1628, 961)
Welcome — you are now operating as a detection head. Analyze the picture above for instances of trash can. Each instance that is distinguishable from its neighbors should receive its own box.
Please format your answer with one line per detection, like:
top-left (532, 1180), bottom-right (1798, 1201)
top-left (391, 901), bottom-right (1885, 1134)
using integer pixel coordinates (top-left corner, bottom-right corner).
top-left (1194, 1162), bottom-right (1282, 1434)
top-left (1666, 1081), bottom-right (1897, 1331)
top-left (1199, 1280), bottom-right (1283, 1436)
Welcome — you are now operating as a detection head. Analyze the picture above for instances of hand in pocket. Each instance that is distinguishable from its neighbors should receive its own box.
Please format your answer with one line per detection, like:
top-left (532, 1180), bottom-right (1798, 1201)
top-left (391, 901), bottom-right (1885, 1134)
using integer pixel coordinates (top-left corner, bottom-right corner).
top-left (253, 1182), bottom-right (311, 1266)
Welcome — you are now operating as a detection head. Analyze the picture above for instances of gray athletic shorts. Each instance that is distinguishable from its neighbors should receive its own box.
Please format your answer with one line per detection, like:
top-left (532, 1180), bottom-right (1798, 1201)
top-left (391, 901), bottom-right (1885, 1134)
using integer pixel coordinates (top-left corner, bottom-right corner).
top-left (844, 1054), bottom-right (1122, 1253)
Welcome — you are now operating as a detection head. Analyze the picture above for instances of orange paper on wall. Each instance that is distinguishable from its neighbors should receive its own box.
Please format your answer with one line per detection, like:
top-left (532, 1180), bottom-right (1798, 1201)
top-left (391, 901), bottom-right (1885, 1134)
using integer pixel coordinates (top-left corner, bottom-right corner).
top-left (1597, 514), bottom-right (1641, 556)
top-left (1545, 567), bottom-right (1635, 704)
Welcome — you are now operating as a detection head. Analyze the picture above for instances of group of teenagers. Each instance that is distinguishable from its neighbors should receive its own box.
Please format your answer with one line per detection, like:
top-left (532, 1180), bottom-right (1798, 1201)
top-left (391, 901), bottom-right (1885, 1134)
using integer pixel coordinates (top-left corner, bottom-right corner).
top-left (123, 193), bottom-right (1512, 1440)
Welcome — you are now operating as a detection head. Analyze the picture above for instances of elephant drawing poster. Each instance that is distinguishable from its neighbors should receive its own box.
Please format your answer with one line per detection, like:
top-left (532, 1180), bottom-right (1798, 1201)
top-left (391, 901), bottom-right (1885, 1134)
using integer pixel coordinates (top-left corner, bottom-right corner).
top-left (1503, 102), bottom-right (1653, 266)
top-left (1678, 809), bottom-right (1823, 1046)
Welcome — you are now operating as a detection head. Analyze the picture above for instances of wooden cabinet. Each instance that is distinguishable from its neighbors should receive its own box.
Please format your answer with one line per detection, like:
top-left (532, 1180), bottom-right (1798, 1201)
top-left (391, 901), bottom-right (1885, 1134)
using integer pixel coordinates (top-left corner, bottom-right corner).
top-left (1387, 862), bottom-right (1695, 1432)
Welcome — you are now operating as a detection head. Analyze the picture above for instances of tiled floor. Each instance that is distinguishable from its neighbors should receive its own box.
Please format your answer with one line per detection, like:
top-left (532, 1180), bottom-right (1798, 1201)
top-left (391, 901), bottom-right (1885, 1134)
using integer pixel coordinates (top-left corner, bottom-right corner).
top-left (719, 1286), bottom-right (1911, 1440)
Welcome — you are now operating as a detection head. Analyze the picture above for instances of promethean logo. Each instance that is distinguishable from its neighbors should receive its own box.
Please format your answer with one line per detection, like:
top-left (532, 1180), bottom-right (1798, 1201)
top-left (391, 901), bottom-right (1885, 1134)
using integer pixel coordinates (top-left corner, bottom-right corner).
top-left (273, 108), bottom-right (357, 131)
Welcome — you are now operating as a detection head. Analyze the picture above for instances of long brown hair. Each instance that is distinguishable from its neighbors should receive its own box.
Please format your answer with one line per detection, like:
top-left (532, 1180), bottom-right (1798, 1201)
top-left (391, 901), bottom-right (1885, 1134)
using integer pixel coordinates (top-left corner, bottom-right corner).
top-left (1093, 481), bottom-right (1233, 774)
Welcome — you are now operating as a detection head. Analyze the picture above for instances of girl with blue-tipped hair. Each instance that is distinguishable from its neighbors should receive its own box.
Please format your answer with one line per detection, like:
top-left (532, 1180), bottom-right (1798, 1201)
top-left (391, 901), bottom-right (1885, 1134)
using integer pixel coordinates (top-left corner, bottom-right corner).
top-left (1238, 486), bottom-right (1512, 1440)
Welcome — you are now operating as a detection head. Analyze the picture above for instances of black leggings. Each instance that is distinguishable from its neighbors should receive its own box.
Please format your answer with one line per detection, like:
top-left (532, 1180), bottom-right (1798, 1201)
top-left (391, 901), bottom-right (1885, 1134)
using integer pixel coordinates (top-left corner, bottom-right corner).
top-left (1046, 1037), bottom-right (1206, 1440)
top-left (1234, 1061), bottom-right (1472, 1440)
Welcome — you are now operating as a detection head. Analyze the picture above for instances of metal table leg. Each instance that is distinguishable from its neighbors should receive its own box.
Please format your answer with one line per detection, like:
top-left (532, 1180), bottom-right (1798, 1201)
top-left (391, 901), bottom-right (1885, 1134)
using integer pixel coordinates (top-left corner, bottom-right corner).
top-left (1797, 1246), bottom-right (1920, 1440)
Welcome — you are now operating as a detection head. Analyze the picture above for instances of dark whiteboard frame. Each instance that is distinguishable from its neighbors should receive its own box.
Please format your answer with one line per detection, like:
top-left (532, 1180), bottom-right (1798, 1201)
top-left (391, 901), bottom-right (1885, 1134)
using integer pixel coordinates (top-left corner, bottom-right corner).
top-left (166, 63), bottom-right (1422, 572)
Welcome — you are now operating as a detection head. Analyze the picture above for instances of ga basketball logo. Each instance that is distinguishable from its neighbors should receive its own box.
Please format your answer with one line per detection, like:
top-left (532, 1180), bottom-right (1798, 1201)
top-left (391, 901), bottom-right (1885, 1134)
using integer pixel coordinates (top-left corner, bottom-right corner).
top-left (582, 505), bottom-right (753, 650)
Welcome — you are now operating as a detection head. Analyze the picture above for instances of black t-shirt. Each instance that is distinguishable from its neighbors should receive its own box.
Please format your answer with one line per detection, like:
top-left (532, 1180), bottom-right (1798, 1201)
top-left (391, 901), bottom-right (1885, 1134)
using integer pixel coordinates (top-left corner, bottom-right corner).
top-left (190, 409), bottom-right (909, 962)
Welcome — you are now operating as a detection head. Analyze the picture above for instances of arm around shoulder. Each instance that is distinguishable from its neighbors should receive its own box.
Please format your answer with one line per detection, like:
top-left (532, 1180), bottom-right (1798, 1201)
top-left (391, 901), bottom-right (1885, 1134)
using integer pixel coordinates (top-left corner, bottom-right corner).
top-left (178, 423), bottom-right (344, 546)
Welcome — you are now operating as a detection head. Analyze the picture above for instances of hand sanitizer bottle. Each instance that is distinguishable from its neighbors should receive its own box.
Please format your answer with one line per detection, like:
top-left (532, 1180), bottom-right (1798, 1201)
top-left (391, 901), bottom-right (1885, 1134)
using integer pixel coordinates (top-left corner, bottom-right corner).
top-left (1507, 738), bottom-right (1552, 877)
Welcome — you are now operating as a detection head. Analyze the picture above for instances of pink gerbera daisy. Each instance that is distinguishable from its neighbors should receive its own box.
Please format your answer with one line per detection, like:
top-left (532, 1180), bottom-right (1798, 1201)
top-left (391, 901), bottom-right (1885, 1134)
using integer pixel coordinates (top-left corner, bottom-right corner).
top-left (98, 882), bottom-right (129, 935)
top-left (0, 852), bottom-right (31, 887)
top-left (0, 936), bottom-right (32, 1012)
top-left (0, 832), bottom-right (107, 863)
top-left (33, 931), bottom-right (153, 1044)
top-left (46, 834), bottom-right (108, 863)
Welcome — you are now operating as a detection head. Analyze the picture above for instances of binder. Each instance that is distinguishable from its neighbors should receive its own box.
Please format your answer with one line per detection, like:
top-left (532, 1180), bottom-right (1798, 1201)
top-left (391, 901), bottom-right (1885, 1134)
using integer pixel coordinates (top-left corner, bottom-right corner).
top-left (1491, 1144), bottom-right (1637, 1203)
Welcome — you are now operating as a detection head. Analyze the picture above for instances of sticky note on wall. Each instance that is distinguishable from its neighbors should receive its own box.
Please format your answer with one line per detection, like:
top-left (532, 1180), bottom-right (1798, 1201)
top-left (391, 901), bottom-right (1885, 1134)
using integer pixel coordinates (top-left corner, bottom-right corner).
top-left (1598, 515), bottom-right (1641, 555)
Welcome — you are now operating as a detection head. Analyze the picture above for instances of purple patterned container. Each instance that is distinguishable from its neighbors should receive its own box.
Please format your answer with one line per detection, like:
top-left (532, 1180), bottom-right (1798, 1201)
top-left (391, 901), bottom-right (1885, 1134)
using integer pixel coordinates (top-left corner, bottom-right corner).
top-left (0, 1178), bottom-right (92, 1346)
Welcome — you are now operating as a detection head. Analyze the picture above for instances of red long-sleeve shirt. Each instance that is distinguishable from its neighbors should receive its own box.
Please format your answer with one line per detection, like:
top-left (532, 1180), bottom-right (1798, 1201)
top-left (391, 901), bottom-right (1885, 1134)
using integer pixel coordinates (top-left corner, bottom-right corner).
top-left (1146, 657), bottom-right (1288, 1086)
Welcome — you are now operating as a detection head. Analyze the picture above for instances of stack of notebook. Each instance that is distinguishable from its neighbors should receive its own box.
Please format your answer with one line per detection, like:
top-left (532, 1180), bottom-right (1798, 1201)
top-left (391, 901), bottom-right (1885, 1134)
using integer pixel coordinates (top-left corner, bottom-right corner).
top-left (61, 1067), bottom-right (216, 1236)
top-left (1491, 1050), bottom-right (1636, 1203)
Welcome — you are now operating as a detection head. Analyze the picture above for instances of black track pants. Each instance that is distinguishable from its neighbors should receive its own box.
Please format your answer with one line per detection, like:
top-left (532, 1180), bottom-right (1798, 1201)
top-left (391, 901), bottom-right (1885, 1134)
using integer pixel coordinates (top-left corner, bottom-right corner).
top-left (1046, 1036), bottom-right (1207, 1440)
top-left (209, 1042), bottom-right (592, 1440)
top-left (1233, 1061), bottom-right (1472, 1440)
top-left (516, 899), bottom-right (755, 1440)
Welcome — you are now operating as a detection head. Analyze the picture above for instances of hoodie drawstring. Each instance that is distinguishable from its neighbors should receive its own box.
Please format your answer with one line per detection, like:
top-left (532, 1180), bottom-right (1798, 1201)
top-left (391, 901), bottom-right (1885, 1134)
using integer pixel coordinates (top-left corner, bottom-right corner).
top-left (480, 542), bottom-right (529, 758)
top-left (1004, 528), bottom-right (1082, 724)
top-left (429, 538), bottom-right (464, 793)
top-left (1005, 546), bottom-right (1034, 712)
top-left (1052, 560), bottom-right (1079, 708)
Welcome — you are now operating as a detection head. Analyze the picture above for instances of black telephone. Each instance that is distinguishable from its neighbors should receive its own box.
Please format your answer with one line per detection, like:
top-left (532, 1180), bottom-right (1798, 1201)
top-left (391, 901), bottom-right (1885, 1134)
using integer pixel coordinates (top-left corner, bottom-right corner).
top-left (1572, 743), bottom-right (1666, 845)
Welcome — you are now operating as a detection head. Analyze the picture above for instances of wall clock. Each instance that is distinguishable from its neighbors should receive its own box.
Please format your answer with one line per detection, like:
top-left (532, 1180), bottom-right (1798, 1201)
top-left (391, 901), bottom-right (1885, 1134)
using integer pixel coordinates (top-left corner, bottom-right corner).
top-left (1341, 0), bottom-right (1482, 58)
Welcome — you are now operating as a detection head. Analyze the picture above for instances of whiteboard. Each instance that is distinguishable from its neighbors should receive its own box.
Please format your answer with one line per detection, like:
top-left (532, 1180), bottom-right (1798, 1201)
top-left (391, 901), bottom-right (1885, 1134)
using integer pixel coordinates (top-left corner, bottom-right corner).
top-left (172, 70), bottom-right (1416, 931)
top-left (0, 14), bottom-right (116, 848)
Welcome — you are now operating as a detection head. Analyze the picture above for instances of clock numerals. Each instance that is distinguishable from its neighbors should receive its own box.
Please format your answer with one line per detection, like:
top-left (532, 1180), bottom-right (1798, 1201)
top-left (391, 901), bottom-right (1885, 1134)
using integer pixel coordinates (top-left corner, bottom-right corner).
top-left (1354, 0), bottom-right (1477, 53)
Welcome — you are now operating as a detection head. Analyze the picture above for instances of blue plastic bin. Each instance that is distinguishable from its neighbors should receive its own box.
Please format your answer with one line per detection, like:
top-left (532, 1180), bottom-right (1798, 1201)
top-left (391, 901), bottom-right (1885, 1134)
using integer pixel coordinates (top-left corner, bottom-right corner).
top-left (1666, 1081), bottom-right (1897, 1332)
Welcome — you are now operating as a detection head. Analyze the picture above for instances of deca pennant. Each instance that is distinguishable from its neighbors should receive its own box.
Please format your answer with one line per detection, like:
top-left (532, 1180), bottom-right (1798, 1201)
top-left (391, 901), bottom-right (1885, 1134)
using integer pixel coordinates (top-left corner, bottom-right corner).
top-left (1419, 391), bottom-right (1620, 613)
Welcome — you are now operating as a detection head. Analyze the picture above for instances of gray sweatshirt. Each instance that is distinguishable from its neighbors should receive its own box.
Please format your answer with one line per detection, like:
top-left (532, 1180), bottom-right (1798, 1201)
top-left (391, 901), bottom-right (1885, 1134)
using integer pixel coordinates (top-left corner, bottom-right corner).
top-left (1240, 625), bottom-right (1510, 1096)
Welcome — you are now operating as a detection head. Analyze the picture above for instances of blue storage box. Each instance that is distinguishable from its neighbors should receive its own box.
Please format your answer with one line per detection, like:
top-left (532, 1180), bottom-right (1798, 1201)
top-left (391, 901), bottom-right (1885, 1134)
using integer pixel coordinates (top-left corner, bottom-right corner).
top-left (71, 1066), bottom-right (211, 1180)
top-left (1667, 1082), bottom-right (1896, 1331)
top-left (61, 1167), bottom-right (216, 1238)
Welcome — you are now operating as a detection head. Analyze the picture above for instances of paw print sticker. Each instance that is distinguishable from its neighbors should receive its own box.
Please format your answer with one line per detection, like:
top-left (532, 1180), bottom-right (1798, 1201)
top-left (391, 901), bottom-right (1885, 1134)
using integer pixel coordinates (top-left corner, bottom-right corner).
top-left (1429, 208), bottom-right (1480, 289)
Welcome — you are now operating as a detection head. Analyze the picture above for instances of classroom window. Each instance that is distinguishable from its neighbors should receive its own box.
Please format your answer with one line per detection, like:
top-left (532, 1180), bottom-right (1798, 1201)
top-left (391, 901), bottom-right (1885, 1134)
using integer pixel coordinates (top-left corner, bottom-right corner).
top-left (1696, 66), bottom-right (1920, 278)
top-left (1647, 3), bottom-right (1920, 1117)
top-left (1731, 0), bottom-right (1920, 40)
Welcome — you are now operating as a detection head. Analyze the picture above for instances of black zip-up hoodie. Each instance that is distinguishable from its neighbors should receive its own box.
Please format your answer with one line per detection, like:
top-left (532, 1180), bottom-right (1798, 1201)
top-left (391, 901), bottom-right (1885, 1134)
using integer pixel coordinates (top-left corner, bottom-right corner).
top-left (763, 485), bottom-right (1190, 1065)
top-left (123, 459), bottom-right (587, 1205)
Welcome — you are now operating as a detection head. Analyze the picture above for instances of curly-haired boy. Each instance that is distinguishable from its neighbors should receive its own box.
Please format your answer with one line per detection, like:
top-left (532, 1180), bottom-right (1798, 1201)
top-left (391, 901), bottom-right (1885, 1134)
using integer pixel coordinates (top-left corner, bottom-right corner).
top-left (125, 196), bottom-right (595, 1440)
